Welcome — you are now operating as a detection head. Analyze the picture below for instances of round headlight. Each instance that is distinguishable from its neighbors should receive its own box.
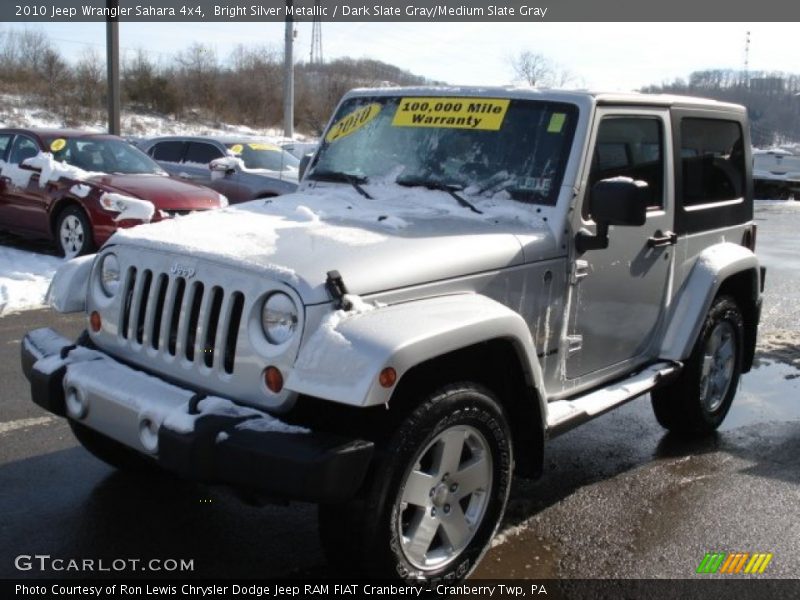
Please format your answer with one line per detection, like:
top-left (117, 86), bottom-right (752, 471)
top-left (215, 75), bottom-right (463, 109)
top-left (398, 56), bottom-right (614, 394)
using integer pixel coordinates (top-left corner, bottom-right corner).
top-left (99, 253), bottom-right (121, 297)
top-left (261, 292), bottom-right (298, 345)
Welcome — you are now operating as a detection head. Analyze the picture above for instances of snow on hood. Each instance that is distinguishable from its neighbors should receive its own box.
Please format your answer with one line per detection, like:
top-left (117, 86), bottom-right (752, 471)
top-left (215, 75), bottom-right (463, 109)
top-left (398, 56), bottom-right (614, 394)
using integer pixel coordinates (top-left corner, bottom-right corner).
top-left (109, 183), bottom-right (555, 304)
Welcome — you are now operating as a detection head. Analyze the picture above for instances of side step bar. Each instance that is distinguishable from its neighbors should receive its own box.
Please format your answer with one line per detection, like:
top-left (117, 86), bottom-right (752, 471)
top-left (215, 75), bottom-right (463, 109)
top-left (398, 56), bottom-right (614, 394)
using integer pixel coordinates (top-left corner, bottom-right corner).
top-left (546, 361), bottom-right (682, 437)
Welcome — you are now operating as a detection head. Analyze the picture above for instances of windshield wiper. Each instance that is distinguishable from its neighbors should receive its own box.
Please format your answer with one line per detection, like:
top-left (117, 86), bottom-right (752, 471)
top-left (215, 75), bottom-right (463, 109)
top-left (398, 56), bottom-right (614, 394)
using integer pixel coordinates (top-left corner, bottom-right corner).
top-left (308, 169), bottom-right (373, 200)
top-left (395, 177), bottom-right (483, 214)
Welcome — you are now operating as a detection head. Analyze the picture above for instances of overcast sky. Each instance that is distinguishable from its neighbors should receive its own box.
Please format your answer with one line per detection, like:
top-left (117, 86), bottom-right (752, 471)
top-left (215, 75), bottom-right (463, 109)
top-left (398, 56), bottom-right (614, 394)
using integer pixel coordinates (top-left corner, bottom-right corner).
top-left (16, 22), bottom-right (800, 91)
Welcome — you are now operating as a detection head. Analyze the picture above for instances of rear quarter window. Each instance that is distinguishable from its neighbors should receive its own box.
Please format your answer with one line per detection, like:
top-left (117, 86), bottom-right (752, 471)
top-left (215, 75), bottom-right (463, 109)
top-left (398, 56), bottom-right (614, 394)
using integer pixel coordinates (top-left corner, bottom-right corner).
top-left (184, 142), bottom-right (224, 165)
top-left (151, 141), bottom-right (185, 163)
top-left (680, 118), bottom-right (745, 205)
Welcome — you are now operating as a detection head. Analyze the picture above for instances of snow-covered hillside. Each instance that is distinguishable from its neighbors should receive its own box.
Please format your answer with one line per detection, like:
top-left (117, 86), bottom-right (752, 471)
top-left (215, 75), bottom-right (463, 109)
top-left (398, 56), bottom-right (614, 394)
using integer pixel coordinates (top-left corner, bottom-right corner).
top-left (0, 93), bottom-right (305, 141)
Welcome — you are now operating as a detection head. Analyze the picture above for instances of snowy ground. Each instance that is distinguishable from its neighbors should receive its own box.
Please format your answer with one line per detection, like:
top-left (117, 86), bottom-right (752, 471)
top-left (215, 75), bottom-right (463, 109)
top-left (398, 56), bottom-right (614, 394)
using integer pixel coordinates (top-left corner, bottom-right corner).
top-left (0, 242), bottom-right (62, 317)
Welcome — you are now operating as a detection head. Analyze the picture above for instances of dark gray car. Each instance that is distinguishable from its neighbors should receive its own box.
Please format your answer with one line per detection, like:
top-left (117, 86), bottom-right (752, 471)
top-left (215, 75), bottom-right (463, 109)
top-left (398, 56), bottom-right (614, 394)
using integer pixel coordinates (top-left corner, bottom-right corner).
top-left (139, 135), bottom-right (299, 203)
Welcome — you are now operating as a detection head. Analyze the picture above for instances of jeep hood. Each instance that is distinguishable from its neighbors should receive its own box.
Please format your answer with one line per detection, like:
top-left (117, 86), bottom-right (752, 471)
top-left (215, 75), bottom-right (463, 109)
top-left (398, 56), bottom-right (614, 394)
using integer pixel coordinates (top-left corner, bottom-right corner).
top-left (108, 185), bottom-right (558, 304)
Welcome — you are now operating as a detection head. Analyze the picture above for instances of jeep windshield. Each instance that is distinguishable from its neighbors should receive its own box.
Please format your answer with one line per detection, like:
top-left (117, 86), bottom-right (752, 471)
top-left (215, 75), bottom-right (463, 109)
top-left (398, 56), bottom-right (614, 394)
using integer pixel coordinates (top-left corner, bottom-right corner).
top-left (308, 95), bottom-right (578, 205)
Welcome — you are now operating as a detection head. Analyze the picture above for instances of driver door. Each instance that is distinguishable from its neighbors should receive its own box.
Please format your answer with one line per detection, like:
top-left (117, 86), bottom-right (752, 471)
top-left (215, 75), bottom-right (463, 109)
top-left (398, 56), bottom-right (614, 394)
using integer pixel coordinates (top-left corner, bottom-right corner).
top-left (566, 108), bottom-right (675, 380)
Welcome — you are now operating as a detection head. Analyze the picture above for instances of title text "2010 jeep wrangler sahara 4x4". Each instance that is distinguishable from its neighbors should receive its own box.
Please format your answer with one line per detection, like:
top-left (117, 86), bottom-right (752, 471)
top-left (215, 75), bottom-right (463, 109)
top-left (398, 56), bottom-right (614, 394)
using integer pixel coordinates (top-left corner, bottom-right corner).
top-left (22, 87), bottom-right (763, 582)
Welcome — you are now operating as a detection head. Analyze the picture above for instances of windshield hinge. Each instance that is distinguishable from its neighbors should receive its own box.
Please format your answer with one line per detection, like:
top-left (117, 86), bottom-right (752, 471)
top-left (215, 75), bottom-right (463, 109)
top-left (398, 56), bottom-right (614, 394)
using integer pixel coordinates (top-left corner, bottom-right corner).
top-left (325, 270), bottom-right (352, 310)
top-left (571, 259), bottom-right (590, 284)
top-left (566, 335), bottom-right (583, 356)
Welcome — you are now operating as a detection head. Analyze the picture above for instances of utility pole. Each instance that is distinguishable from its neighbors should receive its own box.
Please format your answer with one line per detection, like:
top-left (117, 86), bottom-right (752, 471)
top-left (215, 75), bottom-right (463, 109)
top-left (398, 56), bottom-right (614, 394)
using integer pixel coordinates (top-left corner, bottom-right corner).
top-left (744, 30), bottom-right (751, 89)
top-left (106, 0), bottom-right (121, 135)
top-left (283, 0), bottom-right (294, 137)
top-left (310, 0), bottom-right (323, 65)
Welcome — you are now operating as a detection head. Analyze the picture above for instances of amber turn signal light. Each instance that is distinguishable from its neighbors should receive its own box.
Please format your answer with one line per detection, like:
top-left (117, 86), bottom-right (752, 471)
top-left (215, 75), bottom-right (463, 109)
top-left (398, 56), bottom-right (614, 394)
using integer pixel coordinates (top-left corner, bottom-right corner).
top-left (264, 366), bottom-right (284, 393)
top-left (89, 311), bottom-right (102, 332)
top-left (379, 367), bottom-right (397, 388)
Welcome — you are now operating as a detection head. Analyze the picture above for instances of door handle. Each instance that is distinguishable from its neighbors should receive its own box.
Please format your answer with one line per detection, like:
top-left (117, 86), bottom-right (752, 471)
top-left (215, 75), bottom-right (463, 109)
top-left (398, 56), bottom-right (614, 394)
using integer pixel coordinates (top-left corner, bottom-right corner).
top-left (647, 231), bottom-right (677, 248)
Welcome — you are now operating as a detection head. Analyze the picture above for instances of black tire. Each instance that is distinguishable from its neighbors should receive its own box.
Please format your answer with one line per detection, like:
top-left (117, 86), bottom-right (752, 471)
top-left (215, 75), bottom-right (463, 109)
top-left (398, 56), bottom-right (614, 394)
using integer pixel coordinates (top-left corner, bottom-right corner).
top-left (69, 420), bottom-right (161, 473)
top-left (318, 383), bottom-right (513, 582)
top-left (652, 295), bottom-right (744, 435)
top-left (55, 205), bottom-right (95, 258)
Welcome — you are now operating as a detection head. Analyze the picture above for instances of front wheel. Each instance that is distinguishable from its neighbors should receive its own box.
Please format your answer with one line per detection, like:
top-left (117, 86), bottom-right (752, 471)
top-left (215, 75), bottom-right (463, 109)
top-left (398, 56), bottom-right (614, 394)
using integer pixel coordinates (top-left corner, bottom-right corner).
top-left (55, 205), bottom-right (95, 258)
top-left (652, 295), bottom-right (744, 435)
top-left (319, 383), bottom-right (513, 581)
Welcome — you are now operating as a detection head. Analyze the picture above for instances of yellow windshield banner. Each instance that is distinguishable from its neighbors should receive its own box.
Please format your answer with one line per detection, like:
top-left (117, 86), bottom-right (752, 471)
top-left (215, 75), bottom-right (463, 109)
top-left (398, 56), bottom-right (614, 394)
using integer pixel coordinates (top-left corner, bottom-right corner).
top-left (50, 138), bottom-right (66, 152)
top-left (325, 103), bottom-right (382, 143)
top-left (248, 143), bottom-right (280, 151)
top-left (230, 144), bottom-right (244, 154)
top-left (392, 97), bottom-right (510, 131)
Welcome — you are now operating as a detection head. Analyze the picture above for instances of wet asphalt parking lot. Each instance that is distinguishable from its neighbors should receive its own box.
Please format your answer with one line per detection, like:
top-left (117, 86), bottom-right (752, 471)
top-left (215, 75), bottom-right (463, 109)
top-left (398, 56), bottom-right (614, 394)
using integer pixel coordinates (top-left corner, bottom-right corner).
top-left (0, 201), bottom-right (798, 580)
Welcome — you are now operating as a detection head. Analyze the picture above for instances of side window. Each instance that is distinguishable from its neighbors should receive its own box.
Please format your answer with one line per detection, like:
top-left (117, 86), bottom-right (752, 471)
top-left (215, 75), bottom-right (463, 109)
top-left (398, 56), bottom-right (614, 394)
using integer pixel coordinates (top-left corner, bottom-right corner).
top-left (184, 142), bottom-right (223, 165)
top-left (0, 134), bottom-right (13, 161)
top-left (680, 118), bottom-right (745, 205)
top-left (8, 135), bottom-right (40, 165)
top-left (151, 141), bottom-right (185, 163)
top-left (586, 117), bottom-right (664, 219)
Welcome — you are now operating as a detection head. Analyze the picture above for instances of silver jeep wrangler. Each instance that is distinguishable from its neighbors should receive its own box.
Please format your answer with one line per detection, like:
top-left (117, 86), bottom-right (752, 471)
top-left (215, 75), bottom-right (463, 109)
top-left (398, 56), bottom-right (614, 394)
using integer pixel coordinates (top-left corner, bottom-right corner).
top-left (22, 87), bottom-right (764, 582)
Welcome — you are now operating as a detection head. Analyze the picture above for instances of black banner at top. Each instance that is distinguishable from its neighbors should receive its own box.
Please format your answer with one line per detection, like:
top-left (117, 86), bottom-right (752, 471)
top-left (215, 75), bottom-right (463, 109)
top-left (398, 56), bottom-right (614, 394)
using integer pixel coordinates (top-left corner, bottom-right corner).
top-left (2, 0), bottom-right (799, 22)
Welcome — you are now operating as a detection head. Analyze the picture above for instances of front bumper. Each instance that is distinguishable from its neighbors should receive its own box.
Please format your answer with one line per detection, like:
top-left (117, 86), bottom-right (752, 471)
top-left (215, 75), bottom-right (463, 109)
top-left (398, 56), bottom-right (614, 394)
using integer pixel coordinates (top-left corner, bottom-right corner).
top-left (21, 328), bottom-right (373, 503)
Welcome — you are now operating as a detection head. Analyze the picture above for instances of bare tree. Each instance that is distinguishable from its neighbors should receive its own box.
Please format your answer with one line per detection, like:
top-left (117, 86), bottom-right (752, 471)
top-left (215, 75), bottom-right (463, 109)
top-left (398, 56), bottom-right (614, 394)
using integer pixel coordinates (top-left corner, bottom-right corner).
top-left (175, 43), bottom-right (220, 118)
top-left (509, 51), bottom-right (578, 89)
top-left (73, 48), bottom-right (105, 119)
top-left (510, 51), bottom-right (553, 87)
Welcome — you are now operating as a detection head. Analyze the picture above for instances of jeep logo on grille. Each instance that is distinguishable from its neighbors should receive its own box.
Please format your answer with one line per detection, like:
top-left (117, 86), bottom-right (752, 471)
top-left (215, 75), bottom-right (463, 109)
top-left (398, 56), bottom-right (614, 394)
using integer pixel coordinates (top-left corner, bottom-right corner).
top-left (170, 263), bottom-right (196, 278)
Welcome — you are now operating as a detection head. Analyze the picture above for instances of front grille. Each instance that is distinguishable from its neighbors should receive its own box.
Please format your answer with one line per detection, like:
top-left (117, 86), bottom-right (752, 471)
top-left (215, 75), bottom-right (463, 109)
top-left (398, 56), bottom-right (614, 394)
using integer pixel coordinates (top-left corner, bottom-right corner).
top-left (119, 267), bottom-right (244, 374)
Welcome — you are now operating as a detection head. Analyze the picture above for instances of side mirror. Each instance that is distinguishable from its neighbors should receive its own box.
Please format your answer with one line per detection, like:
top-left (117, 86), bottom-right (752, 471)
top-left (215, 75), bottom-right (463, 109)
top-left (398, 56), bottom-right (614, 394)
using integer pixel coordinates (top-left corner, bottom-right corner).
top-left (209, 157), bottom-right (237, 176)
top-left (576, 177), bottom-right (649, 253)
top-left (298, 153), bottom-right (313, 181)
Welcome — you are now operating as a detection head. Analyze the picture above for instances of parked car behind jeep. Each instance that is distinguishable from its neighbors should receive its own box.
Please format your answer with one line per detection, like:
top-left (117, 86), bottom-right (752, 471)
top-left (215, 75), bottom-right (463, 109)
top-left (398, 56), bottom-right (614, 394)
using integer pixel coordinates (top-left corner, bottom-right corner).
top-left (21, 88), bottom-right (763, 583)
top-left (0, 128), bottom-right (226, 257)
top-left (139, 136), bottom-right (299, 203)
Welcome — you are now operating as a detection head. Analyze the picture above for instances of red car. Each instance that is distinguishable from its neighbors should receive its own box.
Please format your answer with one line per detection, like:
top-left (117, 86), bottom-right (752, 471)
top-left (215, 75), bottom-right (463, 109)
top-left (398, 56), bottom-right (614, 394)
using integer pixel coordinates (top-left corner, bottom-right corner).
top-left (0, 129), bottom-right (226, 257)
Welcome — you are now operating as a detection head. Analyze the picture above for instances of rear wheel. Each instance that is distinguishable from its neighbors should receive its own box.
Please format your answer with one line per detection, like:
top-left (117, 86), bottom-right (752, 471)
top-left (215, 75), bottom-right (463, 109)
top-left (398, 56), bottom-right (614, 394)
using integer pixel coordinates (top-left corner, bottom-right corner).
top-left (652, 295), bottom-right (743, 434)
top-left (318, 382), bottom-right (512, 581)
top-left (55, 205), bottom-right (95, 258)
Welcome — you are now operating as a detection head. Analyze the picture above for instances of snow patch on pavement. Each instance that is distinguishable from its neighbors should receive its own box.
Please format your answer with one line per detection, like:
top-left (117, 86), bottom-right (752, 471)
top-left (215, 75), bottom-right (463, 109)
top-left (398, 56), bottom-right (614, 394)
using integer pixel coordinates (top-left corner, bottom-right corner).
top-left (0, 246), bottom-right (63, 316)
top-left (0, 416), bottom-right (56, 436)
